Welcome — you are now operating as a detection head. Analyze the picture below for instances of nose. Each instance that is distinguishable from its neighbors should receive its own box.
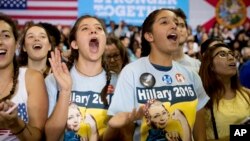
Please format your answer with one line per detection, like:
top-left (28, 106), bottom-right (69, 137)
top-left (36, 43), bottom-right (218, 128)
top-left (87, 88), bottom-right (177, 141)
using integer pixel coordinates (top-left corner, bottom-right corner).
top-left (90, 28), bottom-right (97, 34)
top-left (228, 54), bottom-right (235, 60)
top-left (170, 21), bottom-right (177, 30)
top-left (34, 36), bottom-right (40, 41)
top-left (110, 57), bottom-right (115, 62)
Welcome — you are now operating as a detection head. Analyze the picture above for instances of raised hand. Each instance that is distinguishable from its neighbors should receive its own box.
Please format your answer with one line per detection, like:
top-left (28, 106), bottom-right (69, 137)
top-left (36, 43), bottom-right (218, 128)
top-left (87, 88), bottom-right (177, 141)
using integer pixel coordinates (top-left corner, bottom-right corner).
top-left (108, 105), bottom-right (144, 128)
top-left (49, 48), bottom-right (72, 93)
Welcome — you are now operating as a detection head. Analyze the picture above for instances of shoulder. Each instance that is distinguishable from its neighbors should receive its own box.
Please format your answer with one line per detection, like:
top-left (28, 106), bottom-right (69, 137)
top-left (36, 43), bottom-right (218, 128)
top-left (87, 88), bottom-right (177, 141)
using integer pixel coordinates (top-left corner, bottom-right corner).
top-left (173, 61), bottom-right (201, 80)
top-left (123, 57), bottom-right (146, 70)
top-left (25, 68), bottom-right (44, 81)
top-left (184, 54), bottom-right (201, 65)
top-left (241, 87), bottom-right (250, 95)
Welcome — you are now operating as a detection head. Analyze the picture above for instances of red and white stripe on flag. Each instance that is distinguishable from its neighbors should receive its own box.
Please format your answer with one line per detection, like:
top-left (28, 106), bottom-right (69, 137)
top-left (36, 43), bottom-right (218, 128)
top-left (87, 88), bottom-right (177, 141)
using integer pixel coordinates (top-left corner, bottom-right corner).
top-left (0, 0), bottom-right (78, 27)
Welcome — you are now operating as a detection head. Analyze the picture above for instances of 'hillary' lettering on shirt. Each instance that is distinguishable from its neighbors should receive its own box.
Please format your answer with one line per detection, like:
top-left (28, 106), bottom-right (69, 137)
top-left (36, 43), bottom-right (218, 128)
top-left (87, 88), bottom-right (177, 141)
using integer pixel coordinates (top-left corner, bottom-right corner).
top-left (71, 91), bottom-right (112, 109)
top-left (136, 85), bottom-right (197, 105)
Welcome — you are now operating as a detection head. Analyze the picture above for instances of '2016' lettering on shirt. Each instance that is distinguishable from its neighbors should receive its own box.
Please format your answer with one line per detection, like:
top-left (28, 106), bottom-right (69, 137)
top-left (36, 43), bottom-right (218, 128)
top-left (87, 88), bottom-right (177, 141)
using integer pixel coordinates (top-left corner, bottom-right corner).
top-left (174, 86), bottom-right (195, 97)
top-left (70, 91), bottom-right (112, 109)
top-left (136, 85), bottom-right (197, 105)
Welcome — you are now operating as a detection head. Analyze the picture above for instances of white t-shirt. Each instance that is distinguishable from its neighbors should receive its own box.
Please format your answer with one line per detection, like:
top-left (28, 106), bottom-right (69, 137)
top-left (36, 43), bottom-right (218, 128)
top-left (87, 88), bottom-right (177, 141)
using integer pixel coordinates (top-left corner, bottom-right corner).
top-left (108, 57), bottom-right (209, 141)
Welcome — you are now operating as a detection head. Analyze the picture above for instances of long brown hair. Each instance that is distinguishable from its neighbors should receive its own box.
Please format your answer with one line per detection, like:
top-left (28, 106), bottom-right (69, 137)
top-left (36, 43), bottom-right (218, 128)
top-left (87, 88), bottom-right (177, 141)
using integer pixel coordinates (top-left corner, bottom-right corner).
top-left (67, 15), bottom-right (111, 106)
top-left (0, 14), bottom-right (19, 101)
top-left (141, 8), bottom-right (176, 57)
top-left (18, 23), bottom-right (54, 77)
top-left (199, 43), bottom-right (250, 108)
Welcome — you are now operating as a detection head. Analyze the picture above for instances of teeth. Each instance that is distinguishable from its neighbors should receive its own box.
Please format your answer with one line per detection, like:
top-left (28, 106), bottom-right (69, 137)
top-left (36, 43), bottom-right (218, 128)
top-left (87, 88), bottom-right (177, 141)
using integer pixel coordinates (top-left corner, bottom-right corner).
top-left (33, 44), bottom-right (42, 48)
top-left (0, 49), bottom-right (7, 53)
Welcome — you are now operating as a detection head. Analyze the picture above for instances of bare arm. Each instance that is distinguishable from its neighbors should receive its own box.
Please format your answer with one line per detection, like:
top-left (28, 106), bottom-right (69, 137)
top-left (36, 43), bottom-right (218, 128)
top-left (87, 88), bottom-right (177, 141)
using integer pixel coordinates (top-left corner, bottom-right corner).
top-left (172, 109), bottom-right (192, 141)
top-left (103, 115), bottom-right (135, 141)
top-left (193, 108), bottom-right (207, 141)
top-left (103, 107), bottom-right (144, 141)
top-left (6, 69), bottom-right (48, 141)
top-left (45, 48), bottom-right (72, 141)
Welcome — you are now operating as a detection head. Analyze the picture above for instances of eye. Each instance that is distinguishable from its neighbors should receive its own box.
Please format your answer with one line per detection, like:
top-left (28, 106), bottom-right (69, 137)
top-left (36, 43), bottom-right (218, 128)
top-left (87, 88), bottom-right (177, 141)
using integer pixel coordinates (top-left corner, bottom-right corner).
top-left (3, 34), bottom-right (10, 38)
top-left (27, 35), bottom-right (34, 39)
top-left (153, 114), bottom-right (160, 119)
top-left (219, 52), bottom-right (227, 57)
top-left (175, 22), bottom-right (179, 26)
top-left (96, 26), bottom-right (103, 31)
top-left (114, 53), bottom-right (120, 57)
top-left (161, 20), bottom-right (168, 25)
top-left (162, 111), bottom-right (167, 115)
top-left (178, 23), bottom-right (185, 28)
top-left (228, 52), bottom-right (234, 57)
top-left (81, 27), bottom-right (88, 31)
top-left (41, 35), bottom-right (46, 39)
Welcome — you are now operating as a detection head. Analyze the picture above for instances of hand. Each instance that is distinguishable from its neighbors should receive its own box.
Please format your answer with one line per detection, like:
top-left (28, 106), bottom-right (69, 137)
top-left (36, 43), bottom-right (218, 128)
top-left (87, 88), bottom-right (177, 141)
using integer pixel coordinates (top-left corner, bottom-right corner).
top-left (49, 48), bottom-right (72, 93)
top-left (166, 131), bottom-right (181, 141)
top-left (0, 100), bottom-right (19, 129)
top-left (84, 114), bottom-right (97, 134)
top-left (108, 106), bottom-right (144, 128)
top-left (171, 109), bottom-right (185, 121)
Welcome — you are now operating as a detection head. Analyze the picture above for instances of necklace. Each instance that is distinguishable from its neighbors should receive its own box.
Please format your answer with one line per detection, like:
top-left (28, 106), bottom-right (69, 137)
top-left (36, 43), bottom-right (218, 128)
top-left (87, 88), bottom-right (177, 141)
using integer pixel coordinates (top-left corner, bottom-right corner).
top-left (0, 79), bottom-right (12, 94)
top-left (75, 64), bottom-right (103, 77)
top-left (0, 79), bottom-right (14, 101)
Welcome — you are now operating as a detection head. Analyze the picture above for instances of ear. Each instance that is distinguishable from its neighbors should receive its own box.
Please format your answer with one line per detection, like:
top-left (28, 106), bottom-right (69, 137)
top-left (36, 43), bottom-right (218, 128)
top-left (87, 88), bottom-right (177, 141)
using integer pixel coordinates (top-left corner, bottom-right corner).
top-left (71, 41), bottom-right (78, 49)
top-left (48, 44), bottom-right (52, 51)
top-left (146, 118), bottom-right (151, 126)
top-left (144, 32), bottom-right (154, 42)
top-left (22, 46), bottom-right (27, 52)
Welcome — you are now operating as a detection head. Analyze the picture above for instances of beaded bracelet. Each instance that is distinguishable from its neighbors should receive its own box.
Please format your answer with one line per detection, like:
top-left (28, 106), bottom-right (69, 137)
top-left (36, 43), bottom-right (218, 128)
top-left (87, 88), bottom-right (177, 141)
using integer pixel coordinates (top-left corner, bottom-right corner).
top-left (13, 122), bottom-right (26, 135)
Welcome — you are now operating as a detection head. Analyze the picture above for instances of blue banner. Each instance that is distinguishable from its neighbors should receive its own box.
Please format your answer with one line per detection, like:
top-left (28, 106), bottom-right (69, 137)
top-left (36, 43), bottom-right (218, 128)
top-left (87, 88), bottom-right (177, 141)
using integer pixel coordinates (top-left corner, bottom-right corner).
top-left (78, 0), bottom-right (189, 26)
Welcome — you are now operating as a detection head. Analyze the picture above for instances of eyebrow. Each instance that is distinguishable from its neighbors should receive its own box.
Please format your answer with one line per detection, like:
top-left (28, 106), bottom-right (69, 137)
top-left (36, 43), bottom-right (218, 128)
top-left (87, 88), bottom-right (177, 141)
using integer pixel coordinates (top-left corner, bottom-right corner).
top-left (26, 32), bottom-right (46, 36)
top-left (79, 23), bottom-right (102, 28)
top-left (156, 17), bottom-right (168, 22)
top-left (157, 16), bottom-right (178, 23)
top-left (0, 30), bottom-right (11, 34)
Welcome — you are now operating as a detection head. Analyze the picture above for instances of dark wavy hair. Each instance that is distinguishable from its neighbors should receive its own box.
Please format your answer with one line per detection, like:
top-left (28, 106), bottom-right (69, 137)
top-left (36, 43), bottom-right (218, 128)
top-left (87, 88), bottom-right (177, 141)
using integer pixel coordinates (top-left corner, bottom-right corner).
top-left (173, 8), bottom-right (187, 28)
top-left (0, 14), bottom-right (19, 101)
top-left (200, 37), bottom-right (223, 55)
top-left (67, 15), bottom-right (111, 106)
top-left (141, 8), bottom-right (175, 57)
top-left (18, 23), bottom-right (53, 77)
top-left (199, 43), bottom-right (250, 109)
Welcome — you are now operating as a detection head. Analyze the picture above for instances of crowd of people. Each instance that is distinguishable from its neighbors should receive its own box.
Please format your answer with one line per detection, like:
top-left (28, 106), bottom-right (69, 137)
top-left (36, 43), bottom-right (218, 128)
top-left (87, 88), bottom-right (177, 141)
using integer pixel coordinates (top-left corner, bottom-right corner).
top-left (0, 7), bottom-right (249, 141)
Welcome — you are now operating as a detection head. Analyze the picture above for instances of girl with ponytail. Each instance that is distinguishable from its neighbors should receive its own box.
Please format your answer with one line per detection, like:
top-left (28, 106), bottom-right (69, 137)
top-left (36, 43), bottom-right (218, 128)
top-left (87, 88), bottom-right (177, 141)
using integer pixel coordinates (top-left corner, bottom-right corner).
top-left (0, 14), bottom-right (48, 141)
top-left (45, 15), bottom-right (117, 141)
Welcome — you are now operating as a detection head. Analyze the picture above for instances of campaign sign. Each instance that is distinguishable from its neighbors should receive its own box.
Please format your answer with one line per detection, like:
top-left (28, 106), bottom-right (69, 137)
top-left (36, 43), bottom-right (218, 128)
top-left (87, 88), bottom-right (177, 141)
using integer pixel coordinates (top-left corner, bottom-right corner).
top-left (78, 0), bottom-right (189, 26)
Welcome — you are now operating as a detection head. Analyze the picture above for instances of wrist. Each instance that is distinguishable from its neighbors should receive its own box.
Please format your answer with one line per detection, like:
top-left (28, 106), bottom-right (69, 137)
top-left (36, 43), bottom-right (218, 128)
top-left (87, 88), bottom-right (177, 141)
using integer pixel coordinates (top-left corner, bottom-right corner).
top-left (11, 119), bottom-right (26, 135)
top-left (60, 89), bottom-right (71, 95)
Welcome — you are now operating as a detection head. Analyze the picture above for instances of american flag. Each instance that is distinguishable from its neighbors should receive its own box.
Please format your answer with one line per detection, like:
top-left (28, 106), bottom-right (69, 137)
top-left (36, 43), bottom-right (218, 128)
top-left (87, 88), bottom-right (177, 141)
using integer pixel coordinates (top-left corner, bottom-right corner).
top-left (0, 0), bottom-right (77, 27)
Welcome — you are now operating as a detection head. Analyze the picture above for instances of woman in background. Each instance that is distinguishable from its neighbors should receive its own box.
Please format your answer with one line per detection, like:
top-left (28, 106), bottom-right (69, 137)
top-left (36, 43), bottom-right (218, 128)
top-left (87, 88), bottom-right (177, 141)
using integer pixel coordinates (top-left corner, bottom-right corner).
top-left (195, 43), bottom-right (250, 140)
top-left (18, 24), bottom-right (53, 77)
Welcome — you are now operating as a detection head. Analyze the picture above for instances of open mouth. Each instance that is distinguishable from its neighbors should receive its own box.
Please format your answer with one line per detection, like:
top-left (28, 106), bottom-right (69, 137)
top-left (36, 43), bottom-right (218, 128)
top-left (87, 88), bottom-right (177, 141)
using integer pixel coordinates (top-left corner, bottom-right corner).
top-left (89, 38), bottom-right (99, 53)
top-left (32, 44), bottom-right (42, 50)
top-left (167, 34), bottom-right (178, 41)
top-left (228, 63), bottom-right (236, 67)
top-left (0, 49), bottom-right (7, 56)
